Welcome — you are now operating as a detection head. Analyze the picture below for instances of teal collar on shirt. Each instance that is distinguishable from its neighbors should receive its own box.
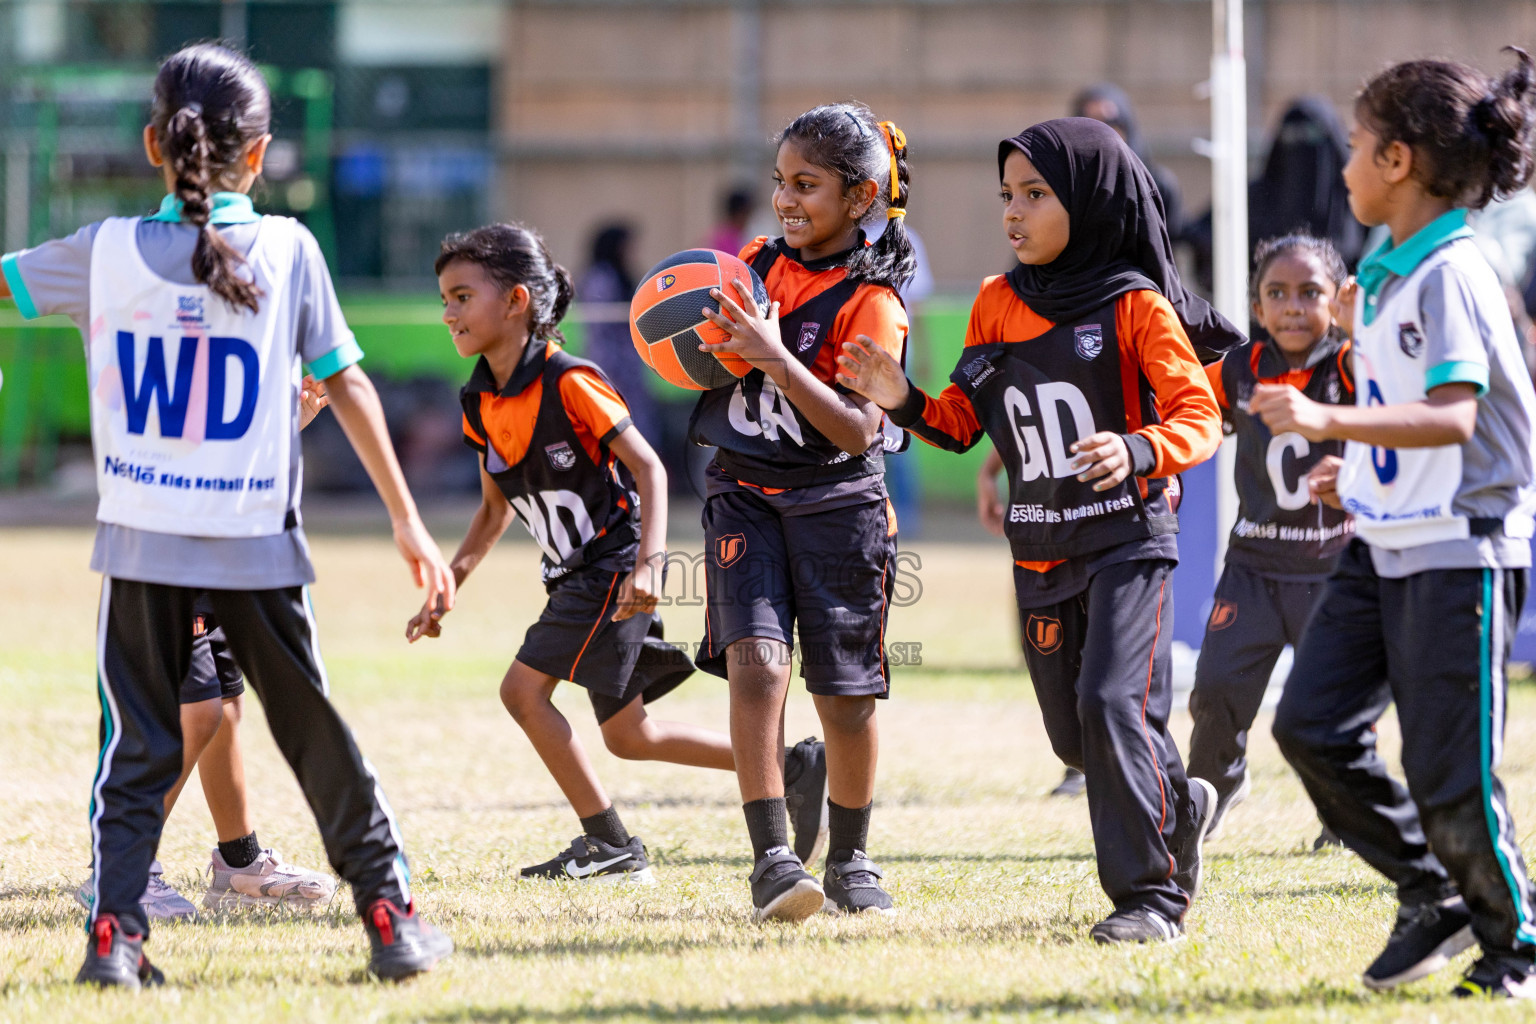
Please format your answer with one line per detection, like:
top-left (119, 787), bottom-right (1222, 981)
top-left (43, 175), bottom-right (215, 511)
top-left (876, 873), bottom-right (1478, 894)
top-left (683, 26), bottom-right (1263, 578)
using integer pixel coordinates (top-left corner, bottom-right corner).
top-left (1356, 208), bottom-right (1473, 326)
top-left (145, 191), bottom-right (260, 225)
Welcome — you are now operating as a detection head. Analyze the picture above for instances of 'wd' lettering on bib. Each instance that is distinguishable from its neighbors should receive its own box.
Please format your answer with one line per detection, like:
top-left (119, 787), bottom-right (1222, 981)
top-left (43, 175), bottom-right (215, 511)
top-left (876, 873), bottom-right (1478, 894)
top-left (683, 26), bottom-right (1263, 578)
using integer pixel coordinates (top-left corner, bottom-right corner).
top-left (88, 216), bottom-right (300, 537)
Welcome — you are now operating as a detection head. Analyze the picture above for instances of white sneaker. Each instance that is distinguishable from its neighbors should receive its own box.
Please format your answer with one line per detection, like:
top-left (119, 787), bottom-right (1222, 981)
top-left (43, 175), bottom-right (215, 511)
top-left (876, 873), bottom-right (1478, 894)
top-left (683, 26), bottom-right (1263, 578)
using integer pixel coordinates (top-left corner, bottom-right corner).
top-left (203, 847), bottom-right (337, 911)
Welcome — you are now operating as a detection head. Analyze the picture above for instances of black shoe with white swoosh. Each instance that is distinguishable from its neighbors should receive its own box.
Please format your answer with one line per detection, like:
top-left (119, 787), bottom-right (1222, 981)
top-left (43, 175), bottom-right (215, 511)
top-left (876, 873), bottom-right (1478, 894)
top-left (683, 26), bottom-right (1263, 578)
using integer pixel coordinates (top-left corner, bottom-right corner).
top-left (520, 835), bottom-right (656, 885)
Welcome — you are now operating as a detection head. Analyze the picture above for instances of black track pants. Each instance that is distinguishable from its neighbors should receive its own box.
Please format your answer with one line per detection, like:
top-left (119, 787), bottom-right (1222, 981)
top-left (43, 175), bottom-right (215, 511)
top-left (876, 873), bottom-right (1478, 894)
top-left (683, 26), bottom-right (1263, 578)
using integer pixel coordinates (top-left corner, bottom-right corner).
top-left (87, 577), bottom-right (412, 937)
top-left (1019, 558), bottom-right (1198, 923)
top-left (1274, 541), bottom-right (1536, 956)
top-left (1187, 564), bottom-right (1326, 803)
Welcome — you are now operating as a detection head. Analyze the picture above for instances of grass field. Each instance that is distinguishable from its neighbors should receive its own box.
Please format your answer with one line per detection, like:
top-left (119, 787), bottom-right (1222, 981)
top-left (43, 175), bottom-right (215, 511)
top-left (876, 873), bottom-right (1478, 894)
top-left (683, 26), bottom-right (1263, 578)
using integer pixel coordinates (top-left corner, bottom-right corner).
top-left (3, 525), bottom-right (1535, 1022)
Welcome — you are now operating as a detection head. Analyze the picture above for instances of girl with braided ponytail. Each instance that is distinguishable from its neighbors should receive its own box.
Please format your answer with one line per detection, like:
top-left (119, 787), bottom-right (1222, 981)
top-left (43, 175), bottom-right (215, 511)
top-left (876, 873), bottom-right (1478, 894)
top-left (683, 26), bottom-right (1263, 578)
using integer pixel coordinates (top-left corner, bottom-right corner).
top-left (1, 43), bottom-right (455, 985)
top-left (1252, 48), bottom-right (1536, 999)
top-left (688, 102), bottom-right (912, 921)
top-left (416, 222), bottom-right (797, 888)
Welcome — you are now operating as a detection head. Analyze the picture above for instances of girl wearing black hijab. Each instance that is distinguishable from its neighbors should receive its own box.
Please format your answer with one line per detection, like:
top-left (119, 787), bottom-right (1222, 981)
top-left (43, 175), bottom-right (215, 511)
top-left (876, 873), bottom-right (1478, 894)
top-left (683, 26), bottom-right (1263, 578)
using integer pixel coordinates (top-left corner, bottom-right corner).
top-left (838, 117), bottom-right (1238, 945)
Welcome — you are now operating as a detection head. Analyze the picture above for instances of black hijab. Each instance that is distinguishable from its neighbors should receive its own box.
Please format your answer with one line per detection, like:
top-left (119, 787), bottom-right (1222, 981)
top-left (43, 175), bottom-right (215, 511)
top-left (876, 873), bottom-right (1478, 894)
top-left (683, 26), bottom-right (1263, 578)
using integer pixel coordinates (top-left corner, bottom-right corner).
top-left (1250, 97), bottom-right (1365, 267)
top-left (999, 117), bottom-right (1244, 363)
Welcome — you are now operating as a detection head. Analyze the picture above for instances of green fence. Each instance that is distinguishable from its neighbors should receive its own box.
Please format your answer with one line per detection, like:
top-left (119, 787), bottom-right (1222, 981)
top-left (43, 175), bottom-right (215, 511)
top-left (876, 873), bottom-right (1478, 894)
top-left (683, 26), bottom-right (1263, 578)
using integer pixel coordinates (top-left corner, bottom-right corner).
top-left (0, 294), bottom-right (990, 496)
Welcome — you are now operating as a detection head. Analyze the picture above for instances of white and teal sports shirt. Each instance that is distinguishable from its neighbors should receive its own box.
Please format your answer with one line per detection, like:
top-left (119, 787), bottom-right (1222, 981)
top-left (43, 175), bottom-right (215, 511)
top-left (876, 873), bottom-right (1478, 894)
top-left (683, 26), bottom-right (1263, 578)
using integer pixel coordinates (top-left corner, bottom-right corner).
top-left (1338, 209), bottom-right (1536, 577)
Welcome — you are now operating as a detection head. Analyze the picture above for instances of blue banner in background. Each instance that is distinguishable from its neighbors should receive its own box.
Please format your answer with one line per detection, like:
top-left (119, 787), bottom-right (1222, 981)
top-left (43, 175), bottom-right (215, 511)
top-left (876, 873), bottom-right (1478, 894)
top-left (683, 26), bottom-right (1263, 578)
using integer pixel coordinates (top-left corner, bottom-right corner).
top-left (1173, 451), bottom-right (1536, 664)
top-left (1171, 455), bottom-right (1220, 648)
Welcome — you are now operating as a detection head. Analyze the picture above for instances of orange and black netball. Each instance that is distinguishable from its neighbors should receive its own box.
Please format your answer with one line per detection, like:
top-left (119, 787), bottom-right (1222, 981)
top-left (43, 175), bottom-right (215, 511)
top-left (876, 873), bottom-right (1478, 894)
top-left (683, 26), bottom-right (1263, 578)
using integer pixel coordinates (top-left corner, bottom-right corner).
top-left (629, 248), bottom-right (768, 390)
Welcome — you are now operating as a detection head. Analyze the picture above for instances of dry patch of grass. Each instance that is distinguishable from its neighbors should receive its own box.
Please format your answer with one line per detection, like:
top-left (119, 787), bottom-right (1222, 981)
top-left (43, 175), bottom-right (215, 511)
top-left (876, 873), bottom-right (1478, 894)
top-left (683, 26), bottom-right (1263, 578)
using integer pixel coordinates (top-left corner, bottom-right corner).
top-left (2, 528), bottom-right (1532, 1022)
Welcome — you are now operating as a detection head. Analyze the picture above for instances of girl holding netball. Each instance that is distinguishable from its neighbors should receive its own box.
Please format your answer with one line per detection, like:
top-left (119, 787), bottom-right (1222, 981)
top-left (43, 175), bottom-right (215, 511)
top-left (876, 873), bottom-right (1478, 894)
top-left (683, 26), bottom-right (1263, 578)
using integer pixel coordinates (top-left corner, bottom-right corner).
top-left (408, 223), bottom-right (826, 885)
top-left (1, 43), bottom-right (455, 987)
top-left (838, 117), bottom-right (1242, 943)
top-left (1259, 49), bottom-right (1536, 999)
top-left (691, 103), bottom-right (912, 921)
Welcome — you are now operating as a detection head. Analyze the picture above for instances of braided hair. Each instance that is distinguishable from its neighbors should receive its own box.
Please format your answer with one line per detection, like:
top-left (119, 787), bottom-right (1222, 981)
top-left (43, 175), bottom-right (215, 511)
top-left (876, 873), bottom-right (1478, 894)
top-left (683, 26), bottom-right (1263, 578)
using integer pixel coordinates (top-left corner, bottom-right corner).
top-left (150, 44), bottom-right (271, 314)
top-left (778, 103), bottom-right (916, 290)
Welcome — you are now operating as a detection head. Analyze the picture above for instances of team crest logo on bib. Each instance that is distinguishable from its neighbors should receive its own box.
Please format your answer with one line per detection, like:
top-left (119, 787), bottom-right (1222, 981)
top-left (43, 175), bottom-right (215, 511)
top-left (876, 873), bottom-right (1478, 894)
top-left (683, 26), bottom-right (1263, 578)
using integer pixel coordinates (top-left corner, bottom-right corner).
top-left (1026, 615), bottom-right (1063, 655)
top-left (1074, 324), bottom-right (1104, 360)
top-left (797, 322), bottom-right (821, 353)
top-left (715, 533), bottom-right (747, 568)
top-left (544, 441), bottom-right (577, 471)
top-left (961, 355), bottom-right (997, 388)
top-left (1398, 322), bottom-right (1425, 358)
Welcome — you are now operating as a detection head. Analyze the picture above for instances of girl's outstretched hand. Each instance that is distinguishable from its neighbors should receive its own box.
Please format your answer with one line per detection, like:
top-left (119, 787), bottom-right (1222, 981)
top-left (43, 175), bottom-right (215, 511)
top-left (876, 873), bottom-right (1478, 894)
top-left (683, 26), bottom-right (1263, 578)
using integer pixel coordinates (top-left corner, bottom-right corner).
top-left (405, 595), bottom-right (446, 642)
top-left (393, 516), bottom-right (456, 615)
top-left (1251, 382), bottom-right (1334, 440)
top-left (1331, 278), bottom-right (1358, 339)
top-left (836, 338), bottom-right (910, 411)
top-left (1308, 454), bottom-right (1345, 509)
top-left (1069, 432), bottom-right (1132, 491)
top-left (299, 374), bottom-right (330, 429)
top-left (698, 277), bottom-right (786, 376)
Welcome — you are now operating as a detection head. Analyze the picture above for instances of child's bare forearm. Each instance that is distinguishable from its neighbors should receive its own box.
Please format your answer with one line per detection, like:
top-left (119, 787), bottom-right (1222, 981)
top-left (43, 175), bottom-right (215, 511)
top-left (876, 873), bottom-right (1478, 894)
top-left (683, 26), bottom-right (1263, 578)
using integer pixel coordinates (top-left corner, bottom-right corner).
top-left (776, 357), bottom-right (881, 455)
top-left (611, 427), bottom-right (668, 573)
top-left (323, 365), bottom-right (420, 526)
top-left (450, 480), bottom-right (514, 588)
top-left (1325, 391), bottom-right (1478, 448)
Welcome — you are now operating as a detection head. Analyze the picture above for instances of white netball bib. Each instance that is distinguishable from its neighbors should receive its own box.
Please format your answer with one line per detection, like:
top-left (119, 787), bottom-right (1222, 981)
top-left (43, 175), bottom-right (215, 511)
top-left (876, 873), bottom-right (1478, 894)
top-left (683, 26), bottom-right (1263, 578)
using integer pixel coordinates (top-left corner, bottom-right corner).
top-left (87, 216), bottom-right (300, 537)
top-left (1336, 239), bottom-right (1502, 549)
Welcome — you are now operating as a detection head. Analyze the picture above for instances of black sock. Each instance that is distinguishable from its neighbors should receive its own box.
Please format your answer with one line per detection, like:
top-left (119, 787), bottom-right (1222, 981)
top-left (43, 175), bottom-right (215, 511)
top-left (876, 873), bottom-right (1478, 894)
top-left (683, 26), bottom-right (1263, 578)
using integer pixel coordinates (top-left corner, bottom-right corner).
top-left (580, 806), bottom-right (630, 848)
top-left (828, 800), bottom-right (872, 857)
top-left (218, 831), bottom-right (261, 869)
top-left (743, 797), bottom-right (790, 860)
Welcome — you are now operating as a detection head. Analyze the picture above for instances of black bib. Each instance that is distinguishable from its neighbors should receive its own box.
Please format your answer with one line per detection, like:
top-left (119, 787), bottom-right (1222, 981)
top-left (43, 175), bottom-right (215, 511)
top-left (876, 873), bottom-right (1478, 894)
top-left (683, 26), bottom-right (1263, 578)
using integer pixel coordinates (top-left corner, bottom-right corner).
top-left (462, 348), bottom-right (640, 584)
top-left (1220, 338), bottom-right (1353, 574)
top-left (688, 240), bottom-right (888, 489)
top-left (952, 302), bottom-right (1177, 562)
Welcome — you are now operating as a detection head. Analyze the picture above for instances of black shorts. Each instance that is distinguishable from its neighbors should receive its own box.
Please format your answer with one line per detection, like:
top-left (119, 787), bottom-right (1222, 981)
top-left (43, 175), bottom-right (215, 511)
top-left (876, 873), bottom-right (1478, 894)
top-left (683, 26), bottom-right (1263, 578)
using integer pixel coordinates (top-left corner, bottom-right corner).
top-left (516, 565), bottom-right (696, 725)
top-left (180, 605), bottom-right (246, 705)
top-left (698, 489), bottom-right (896, 697)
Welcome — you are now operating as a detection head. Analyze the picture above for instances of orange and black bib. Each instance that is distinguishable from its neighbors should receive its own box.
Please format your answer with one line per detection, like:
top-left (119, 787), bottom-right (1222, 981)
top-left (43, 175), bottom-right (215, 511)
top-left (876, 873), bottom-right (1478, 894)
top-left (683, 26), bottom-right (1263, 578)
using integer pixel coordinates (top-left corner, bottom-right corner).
top-left (952, 300), bottom-right (1177, 562)
top-left (461, 347), bottom-right (640, 585)
top-left (688, 240), bottom-right (887, 489)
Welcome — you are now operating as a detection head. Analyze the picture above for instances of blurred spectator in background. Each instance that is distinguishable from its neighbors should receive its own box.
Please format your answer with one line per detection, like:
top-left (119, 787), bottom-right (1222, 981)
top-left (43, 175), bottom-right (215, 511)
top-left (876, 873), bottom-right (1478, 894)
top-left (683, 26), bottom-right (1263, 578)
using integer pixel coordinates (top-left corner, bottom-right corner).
top-left (1073, 83), bottom-right (1185, 240)
top-left (1470, 188), bottom-right (1536, 375)
top-left (705, 188), bottom-right (755, 257)
top-left (577, 223), bottom-right (663, 448)
top-left (1190, 97), bottom-right (1366, 294)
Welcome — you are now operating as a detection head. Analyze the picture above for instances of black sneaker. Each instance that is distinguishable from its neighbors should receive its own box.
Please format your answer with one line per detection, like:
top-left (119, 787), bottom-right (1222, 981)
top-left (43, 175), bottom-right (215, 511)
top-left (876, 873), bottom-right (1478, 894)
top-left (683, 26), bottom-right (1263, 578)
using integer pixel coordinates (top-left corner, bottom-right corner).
top-left (364, 898), bottom-right (454, 981)
top-left (1173, 777), bottom-right (1218, 902)
top-left (1089, 907), bottom-right (1185, 945)
top-left (1204, 770), bottom-right (1250, 841)
top-left (1049, 766), bottom-right (1086, 798)
top-left (1454, 954), bottom-right (1536, 999)
top-left (1313, 825), bottom-right (1344, 851)
top-left (748, 846), bottom-right (824, 923)
top-left (75, 914), bottom-right (164, 989)
top-left (822, 849), bottom-right (895, 915)
top-left (519, 835), bottom-right (655, 885)
top-left (1362, 896), bottom-right (1475, 991)
top-left (784, 737), bottom-right (829, 867)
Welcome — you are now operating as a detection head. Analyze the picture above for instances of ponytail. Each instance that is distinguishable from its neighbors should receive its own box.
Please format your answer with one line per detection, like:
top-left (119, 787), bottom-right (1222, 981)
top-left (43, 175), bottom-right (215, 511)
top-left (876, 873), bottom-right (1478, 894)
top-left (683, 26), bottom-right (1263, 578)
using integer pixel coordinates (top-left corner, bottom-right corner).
top-left (1478, 46), bottom-right (1536, 204)
top-left (779, 103), bottom-right (917, 291)
top-left (435, 222), bottom-right (573, 344)
top-left (152, 44), bottom-right (272, 313)
top-left (845, 120), bottom-right (917, 291)
top-left (1357, 47), bottom-right (1536, 209)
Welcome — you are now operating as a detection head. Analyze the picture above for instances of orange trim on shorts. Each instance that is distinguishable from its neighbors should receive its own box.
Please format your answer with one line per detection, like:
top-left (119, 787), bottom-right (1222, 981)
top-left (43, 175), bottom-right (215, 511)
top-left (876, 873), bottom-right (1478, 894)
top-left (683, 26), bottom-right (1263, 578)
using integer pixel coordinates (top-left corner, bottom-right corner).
top-left (877, 554), bottom-right (890, 691)
top-left (569, 571), bottom-right (622, 678)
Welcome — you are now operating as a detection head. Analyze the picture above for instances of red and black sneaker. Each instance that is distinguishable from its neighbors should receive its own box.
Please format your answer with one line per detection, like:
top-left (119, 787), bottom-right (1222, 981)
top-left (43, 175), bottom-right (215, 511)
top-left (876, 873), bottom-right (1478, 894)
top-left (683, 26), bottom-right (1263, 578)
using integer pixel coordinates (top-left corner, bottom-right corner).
top-left (74, 914), bottom-right (165, 989)
top-left (364, 898), bottom-right (454, 981)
